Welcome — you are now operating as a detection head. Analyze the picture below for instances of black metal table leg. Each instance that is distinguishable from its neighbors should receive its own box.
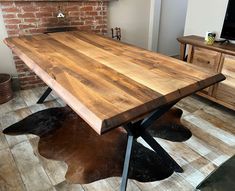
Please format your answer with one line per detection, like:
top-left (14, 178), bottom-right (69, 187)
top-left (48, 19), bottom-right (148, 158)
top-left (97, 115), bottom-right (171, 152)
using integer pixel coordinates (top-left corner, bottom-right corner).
top-left (140, 103), bottom-right (176, 130)
top-left (37, 87), bottom-right (52, 104)
top-left (120, 102), bottom-right (183, 191)
top-left (141, 130), bottom-right (183, 173)
top-left (120, 132), bottom-right (134, 191)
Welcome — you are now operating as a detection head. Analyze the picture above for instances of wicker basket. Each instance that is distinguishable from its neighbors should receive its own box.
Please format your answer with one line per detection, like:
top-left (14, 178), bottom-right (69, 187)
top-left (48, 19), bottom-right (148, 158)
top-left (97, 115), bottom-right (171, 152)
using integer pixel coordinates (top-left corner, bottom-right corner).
top-left (0, 74), bottom-right (13, 104)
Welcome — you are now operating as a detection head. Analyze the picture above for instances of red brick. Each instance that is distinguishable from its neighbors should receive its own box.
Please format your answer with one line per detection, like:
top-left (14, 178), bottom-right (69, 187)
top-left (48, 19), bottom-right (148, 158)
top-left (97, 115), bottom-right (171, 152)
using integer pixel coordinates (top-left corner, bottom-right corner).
top-left (17, 13), bottom-right (35, 18)
top-left (2, 7), bottom-right (19, 13)
top-left (16, 64), bottom-right (27, 68)
top-left (80, 16), bottom-right (93, 20)
top-left (85, 20), bottom-right (93, 25)
top-left (65, 6), bottom-right (79, 12)
top-left (40, 17), bottom-right (58, 23)
top-left (4, 19), bottom-right (21, 24)
top-left (39, 6), bottom-right (57, 12)
top-left (5, 25), bottom-right (19, 30)
top-left (15, 64), bottom-right (25, 68)
top-left (3, 14), bottom-right (16, 19)
top-left (86, 11), bottom-right (98, 16)
top-left (80, 6), bottom-right (93, 11)
top-left (0, 2), bottom-right (14, 7)
top-left (19, 23), bottom-right (36, 29)
top-left (94, 7), bottom-right (102, 11)
top-left (7, 30), bottom-right (20, 36)
top-left (95, 16), bottom-right (103, 20)
top-left (71, 21), bottom-right (84, 26)
top-left (35, 12), bottom-right (53, 18)
top-left (21, 83), bottom-right (46, 90)
top-left (24, 18), bottom-right (40, 23)
top-left (16, 66), bottom-right (26, 71)
top-left (21, 6), bottom-right (39, 12)
top-left (68, 12), bottom-right (84, 17)
top-left (95, 25), bottom-right (107, 30)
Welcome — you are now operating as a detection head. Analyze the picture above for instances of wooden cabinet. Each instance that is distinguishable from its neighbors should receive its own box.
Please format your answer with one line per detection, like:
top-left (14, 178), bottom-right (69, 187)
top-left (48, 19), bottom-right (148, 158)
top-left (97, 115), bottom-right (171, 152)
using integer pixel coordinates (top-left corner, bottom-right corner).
top-left (187, 47), bottom-right (222, 95)
top-left (213, 54), bottom-right (235, 108)
top-left (188, 47), bottom-right (221, 72)
top-left (178, 35), bottom-right (235, 110)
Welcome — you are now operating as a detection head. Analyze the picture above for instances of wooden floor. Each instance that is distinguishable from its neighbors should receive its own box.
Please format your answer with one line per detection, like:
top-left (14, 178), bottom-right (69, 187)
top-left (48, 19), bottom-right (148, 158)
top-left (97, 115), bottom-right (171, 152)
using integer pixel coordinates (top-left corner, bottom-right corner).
top-left (0, 87), bottom-right (234, 191)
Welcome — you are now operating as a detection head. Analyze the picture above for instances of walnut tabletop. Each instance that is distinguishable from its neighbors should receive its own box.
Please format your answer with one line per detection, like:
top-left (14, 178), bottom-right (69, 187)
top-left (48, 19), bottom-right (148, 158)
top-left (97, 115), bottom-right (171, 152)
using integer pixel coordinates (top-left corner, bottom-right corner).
top-left (4, 31), bottom-right (225, 134)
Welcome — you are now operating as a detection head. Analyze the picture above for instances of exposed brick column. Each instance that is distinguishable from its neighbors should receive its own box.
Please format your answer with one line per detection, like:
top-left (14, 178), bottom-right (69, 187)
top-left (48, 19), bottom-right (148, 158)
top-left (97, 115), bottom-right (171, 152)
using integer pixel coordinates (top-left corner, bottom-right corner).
top-left (0, 1), bottom-right (108, 89)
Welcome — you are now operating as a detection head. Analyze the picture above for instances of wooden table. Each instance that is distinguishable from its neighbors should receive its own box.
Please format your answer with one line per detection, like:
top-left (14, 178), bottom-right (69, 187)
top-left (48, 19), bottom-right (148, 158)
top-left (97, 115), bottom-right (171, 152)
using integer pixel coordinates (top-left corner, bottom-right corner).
top-left (4, 31), bottom-right (225, 191)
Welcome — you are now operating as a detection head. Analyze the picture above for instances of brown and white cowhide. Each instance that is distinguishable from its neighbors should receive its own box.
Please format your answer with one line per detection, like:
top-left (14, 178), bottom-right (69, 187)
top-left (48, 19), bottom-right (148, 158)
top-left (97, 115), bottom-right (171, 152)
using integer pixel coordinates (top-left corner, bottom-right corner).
top-left (148, 107), bottom-right (192, 142)
top-left (3, 106), bottom-right (191, 184)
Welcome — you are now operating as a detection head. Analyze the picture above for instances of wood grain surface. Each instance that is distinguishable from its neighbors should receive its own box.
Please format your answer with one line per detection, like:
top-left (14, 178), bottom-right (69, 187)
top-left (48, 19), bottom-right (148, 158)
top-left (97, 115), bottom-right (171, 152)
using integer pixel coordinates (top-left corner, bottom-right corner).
top-left (4, 31), bottom-right (225, 134)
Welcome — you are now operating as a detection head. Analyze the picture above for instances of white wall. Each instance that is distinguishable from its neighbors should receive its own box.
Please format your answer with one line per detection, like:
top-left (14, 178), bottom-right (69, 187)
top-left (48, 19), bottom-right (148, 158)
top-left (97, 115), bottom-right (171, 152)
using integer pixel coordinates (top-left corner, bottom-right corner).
top-left (148, 0), bottom-right (162, 51)
top-left (184, 0), bottom-right (229, 39)
top-left (108, 0), bottom-right (151, 49)
top-left (157, 0), bottom-right (188, 56)
top-left (0, 9), bottom-right (16, 75)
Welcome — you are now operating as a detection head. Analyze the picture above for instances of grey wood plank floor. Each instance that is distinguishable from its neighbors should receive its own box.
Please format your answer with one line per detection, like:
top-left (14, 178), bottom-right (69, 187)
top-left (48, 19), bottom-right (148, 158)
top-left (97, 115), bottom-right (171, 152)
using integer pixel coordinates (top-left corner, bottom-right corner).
top-left (0, 87), bottom-right (234, 191)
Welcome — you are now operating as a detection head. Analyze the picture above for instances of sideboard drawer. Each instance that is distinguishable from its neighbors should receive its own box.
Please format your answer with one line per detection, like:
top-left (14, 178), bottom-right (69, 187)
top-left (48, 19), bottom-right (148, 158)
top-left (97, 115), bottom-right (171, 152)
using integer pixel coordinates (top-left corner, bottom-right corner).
top-left (213, 54), bottom-right (235, 109)
top-left (190, 47), bottom-right (221, 72)
top-left (187, 47), bottom-right (221, 95)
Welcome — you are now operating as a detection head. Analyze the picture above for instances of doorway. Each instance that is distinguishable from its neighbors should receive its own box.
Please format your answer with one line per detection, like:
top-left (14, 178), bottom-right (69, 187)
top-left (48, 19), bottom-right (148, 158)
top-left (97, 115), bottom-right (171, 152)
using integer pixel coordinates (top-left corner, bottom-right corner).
top-left (149, 0), bottom-right (188, 56)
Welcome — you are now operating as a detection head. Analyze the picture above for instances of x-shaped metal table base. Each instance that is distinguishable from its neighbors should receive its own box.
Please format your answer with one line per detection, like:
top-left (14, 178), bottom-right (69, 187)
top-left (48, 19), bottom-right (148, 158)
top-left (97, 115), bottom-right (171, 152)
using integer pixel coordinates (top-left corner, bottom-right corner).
top-left (120, 103), bottom-right (183, 191)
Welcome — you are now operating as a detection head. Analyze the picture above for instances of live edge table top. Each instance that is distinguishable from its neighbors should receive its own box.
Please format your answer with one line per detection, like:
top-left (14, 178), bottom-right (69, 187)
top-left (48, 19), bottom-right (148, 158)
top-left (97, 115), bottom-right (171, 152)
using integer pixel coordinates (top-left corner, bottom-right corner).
top-left (4, 31), bottom-right (225, 134)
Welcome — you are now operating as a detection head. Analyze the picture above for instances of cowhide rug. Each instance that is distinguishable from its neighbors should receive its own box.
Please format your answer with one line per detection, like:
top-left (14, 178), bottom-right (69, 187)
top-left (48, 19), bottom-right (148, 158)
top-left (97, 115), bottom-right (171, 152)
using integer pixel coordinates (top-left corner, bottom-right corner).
top-left (3, 106), bottom-right (191, 184)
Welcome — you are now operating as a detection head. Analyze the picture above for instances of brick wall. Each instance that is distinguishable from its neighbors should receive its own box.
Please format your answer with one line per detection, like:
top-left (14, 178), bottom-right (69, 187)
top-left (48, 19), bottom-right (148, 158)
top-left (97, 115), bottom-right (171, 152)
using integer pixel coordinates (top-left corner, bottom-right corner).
top-left (0, 1), bottom-right (108, 89)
